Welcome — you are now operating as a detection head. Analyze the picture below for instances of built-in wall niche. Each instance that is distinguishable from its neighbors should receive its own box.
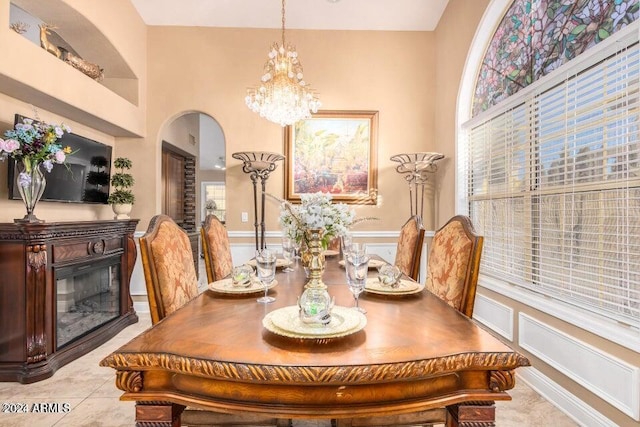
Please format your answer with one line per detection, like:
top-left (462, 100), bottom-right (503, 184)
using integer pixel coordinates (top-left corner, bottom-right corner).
top-left (9, 0), bottom-right (139, 105)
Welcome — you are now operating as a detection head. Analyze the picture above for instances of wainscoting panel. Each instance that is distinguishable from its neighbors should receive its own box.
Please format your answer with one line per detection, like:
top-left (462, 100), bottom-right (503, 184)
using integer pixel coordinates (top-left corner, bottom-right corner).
top-left (130, 232), bottom-right (146, 296)
top-left (473, 293), bottom-right (514, 340)
top-left (518, 367), bottom-right (617, 427)
top-left (519, 313), bottom-right (640, 420)
top-left (230, 243), bottom-right (398, 266)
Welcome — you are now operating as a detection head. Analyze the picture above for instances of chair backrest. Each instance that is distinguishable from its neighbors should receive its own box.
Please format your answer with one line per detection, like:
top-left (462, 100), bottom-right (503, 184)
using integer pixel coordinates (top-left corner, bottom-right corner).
top-left (139, 214), bottom-right (199, 325)
top-left (394, 215), bottom-right (426, 281)
top-left (201, 214), bottom-right (234, 283)
top-left (425, 215), bottom-right (483, 317)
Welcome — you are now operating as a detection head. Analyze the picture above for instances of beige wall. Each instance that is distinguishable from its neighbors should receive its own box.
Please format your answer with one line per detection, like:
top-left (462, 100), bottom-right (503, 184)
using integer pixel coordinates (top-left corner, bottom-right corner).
top-left (161, 113), bottom-right (199, 157)
top-left (434, 0), bottom-right (490, 227)
top-left (0, 0), bottom-right (146, 223)
top-left (137, 27), bottom-right (437, 233)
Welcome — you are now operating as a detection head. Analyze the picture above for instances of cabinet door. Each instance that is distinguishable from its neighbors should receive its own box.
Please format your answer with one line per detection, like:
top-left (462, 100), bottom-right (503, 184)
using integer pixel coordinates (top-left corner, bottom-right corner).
top-left (162, 149), bottom-right (185, 222)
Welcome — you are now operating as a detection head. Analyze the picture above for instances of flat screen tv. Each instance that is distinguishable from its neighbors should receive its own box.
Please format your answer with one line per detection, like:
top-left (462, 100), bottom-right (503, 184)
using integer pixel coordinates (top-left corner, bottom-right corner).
top-left (8, 114), bottom-right (112, 204)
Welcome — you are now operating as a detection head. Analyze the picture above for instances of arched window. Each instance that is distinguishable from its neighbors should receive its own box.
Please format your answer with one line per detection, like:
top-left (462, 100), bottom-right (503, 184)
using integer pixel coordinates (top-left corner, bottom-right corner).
top-left (473, 0), bottom-right (639, 116)
top-left (459, 1), bottom-right (639, 341)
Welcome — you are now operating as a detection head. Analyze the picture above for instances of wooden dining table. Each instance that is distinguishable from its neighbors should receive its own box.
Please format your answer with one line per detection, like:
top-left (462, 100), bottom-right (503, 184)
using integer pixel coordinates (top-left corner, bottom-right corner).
top-left (100, 254), bottom-right (530, 426)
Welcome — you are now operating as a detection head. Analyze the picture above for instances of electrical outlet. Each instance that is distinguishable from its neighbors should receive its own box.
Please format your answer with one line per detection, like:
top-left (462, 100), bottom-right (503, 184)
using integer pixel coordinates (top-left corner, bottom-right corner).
top-left (241, 212), bottom-right (249, 223)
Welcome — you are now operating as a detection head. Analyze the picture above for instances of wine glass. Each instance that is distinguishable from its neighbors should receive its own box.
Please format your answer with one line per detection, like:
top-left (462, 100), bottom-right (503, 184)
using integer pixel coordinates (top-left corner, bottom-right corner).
top-left (340, 232), bottom-right (353, 261)
top-left (292, 236), bottom-right (302, 260)
top-left (281, 237), bottom-right (295, 273)
top-left (345, 247), bottom-right (369, 313)
top-left (255, 249), bottom-right (276, 303)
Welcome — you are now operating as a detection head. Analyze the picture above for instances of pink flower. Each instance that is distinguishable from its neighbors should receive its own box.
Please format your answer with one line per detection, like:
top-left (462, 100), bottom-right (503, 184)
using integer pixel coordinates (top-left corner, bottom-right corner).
top-left (3, 139), bottom-right (20, 154)
top-left (54, 150), bottom-right (66, 163)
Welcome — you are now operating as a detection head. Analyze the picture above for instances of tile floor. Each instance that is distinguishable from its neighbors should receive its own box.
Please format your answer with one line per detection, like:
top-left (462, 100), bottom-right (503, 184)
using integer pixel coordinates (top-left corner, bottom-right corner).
top-left (0, 311), bottom-right (578, 427)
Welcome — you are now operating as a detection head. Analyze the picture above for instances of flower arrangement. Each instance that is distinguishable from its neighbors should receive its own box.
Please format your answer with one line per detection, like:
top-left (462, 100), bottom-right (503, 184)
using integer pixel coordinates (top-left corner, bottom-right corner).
top-left (0, 116), bottom-right (72, 180)
top-left (278, 192), bottom-right (356, 248)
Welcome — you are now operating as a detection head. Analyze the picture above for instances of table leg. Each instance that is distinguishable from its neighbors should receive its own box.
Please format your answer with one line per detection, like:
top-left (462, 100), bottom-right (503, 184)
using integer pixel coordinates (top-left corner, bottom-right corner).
top-left (446, 401), bottom-right (496, 427)
top-left (135, 401), bottom-right (185, 427)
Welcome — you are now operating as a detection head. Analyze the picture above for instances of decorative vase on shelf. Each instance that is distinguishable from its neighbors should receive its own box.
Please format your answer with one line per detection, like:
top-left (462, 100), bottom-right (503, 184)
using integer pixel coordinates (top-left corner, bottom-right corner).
top-left (298, 228), bottom-right (333, 325)
top-left (15, 159), bottom-right (46, 223)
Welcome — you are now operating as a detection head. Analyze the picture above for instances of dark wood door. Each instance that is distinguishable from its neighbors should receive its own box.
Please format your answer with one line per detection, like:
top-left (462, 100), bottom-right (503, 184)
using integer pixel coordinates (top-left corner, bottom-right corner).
top-left (162, 149), bottom-right (185, 222)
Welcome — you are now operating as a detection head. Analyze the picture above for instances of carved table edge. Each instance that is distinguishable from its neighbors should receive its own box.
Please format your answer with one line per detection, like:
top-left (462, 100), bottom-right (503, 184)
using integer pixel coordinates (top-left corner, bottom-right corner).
top-left (101, 351), bottom-right (530, 386)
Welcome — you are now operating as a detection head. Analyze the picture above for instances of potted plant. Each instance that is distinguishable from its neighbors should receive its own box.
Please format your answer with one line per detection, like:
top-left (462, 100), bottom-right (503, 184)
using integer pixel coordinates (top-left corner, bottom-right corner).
top-left (205, 199), bottom-right (217, 216)
top-left (108, 157), bottom-right (135, 219)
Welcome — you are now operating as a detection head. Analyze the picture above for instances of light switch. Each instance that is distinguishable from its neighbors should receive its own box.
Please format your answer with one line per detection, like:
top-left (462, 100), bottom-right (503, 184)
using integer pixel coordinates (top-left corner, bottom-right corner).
top-left (241, 212), bottom-right (249, 223)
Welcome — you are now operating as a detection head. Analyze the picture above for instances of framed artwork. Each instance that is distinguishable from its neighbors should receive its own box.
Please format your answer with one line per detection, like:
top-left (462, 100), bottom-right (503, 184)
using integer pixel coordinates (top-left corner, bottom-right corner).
top-left (284, 110), bottom-right (378, 204)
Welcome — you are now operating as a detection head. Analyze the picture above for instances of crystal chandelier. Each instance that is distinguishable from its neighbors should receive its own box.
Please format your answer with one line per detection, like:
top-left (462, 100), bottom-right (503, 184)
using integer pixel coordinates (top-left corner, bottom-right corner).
top-left (245, 0), bottom-right (321, 127)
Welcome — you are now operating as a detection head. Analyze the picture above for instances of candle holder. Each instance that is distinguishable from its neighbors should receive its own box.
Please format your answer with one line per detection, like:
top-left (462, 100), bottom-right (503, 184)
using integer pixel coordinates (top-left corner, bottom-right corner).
top-left (232, 151), bottom-right (284, 250)
top-left (390, 152), bottom-right (444, 219)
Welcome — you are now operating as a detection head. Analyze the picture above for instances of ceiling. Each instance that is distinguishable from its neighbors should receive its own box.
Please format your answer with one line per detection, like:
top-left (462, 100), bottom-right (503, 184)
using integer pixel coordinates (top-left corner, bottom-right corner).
top-left (130, 0), bottom-right (450, 32)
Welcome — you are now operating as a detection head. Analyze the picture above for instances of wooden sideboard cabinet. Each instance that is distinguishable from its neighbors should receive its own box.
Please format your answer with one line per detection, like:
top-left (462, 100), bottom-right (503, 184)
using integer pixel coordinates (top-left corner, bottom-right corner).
top-left (0, 220), bottom-right (139, 383)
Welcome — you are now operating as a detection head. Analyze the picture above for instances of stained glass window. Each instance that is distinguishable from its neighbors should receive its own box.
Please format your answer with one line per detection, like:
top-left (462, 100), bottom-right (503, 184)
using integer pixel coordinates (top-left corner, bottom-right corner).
top-left (473, 0), bottom-right (639, 116)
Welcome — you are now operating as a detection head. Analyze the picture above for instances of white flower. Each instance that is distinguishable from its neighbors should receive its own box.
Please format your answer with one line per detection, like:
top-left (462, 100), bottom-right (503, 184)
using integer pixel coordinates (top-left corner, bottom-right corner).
top-left (278, 192), bottom-right (356, 247)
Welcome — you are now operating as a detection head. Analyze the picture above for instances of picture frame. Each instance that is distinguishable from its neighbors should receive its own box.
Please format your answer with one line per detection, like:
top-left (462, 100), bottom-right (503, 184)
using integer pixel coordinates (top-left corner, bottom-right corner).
top-left (284, 110), bottom-right (379, 204)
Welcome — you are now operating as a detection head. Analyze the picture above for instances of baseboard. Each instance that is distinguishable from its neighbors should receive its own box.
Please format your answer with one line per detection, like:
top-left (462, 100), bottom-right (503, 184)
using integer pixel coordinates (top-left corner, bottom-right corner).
top-left (133, 301), bottom-right (150, 313)
top-left (517, 367), bottom-right (617, 427)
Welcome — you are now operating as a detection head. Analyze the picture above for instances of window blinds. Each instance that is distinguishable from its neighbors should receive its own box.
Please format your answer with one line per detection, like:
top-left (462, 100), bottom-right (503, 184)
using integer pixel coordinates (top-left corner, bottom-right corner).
top-left (465, 40), bottom-right (640, 327)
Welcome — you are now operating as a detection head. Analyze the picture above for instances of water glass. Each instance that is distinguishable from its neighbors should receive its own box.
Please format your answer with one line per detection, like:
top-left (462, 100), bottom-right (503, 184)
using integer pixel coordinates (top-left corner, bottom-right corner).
top-left (345, 250), bottom-right (369, 313)
top-left (255, 249), bottom-right (276, 303)
top-left (281, 237), bottom-right (295, 272)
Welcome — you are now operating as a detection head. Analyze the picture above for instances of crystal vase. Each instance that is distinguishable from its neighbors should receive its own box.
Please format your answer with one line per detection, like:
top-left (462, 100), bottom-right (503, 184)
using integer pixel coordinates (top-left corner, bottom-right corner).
top-left (298, 228), bottom-right (333, 325)
top-left (15, 158), bottom-right (46, 223)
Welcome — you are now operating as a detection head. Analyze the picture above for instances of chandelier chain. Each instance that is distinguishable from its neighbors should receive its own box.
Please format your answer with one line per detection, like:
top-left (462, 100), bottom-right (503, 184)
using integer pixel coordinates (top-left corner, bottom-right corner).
top-left (281, 0), bottom-right (286, 47)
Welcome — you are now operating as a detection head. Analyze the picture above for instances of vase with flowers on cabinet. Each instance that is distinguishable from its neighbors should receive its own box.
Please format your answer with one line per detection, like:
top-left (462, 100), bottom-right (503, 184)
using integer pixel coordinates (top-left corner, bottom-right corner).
top-left (0, 114), bottom-right (72, 223)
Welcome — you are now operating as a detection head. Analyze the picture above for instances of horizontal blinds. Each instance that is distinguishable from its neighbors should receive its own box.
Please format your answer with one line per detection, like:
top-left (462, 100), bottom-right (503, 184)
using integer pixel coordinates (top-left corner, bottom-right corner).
top-left (466, 40), bottom-right (640, 326)
top-left (468, 103), bottom-right (529, 288)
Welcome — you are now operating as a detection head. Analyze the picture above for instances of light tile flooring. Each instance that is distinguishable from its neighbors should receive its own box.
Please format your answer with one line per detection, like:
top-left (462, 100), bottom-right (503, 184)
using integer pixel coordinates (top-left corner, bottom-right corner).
top-left (0, 311), bottom-right (578, 427)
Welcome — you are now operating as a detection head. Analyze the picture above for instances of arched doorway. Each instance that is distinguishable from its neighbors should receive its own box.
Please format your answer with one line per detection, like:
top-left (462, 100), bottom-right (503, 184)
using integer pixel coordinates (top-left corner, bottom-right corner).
top-left (198, 114), bottom-right (226, 224)
top-left (160, 112), bottom-right (226, 229)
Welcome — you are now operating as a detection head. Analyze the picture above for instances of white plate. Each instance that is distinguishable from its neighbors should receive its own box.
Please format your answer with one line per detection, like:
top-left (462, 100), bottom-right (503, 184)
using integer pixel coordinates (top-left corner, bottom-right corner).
top-left (364, 278), bottom-right (424, 296)
top-left (263, 306), bottom-right (366, 339)
top-left (245, 258), bottom-right (292, 268)
top-left (208, 278), bottom-right (278, 295)
top-left (338, 259), bottom-right (386, 269)
top-left (323, 250), bottom-right (340, 257)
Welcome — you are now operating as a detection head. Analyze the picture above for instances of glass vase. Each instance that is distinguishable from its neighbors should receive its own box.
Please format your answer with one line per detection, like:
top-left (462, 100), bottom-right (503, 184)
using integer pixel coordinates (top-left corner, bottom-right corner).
top-left (298, 228), bottom-right (333, 325)
top-left (15, 158), bottom-right (46, 223)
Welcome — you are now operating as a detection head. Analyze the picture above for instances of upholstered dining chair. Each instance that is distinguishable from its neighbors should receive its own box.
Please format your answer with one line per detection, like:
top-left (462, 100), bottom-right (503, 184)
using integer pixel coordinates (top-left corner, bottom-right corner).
top-left (394, 215), bottom-right (425, 281)
top-left (201, 213), bottom-right (234, 283)
top-left (140, 214), bottom-right (286, 427)
top-left (425, 214), bottom-right (483, 318)
top-left (335, 216), bottom-right (483, 427)
top-left (139, 214), bottom-right (200, 325)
